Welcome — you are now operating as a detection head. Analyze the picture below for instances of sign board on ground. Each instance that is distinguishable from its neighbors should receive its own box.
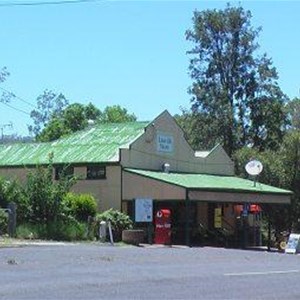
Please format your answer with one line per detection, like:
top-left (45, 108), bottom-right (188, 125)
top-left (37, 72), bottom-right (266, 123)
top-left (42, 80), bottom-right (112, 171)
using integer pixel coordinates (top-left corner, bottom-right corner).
top-left (285, 233), bottom-right (300, 254)
top-left (135, 198), bottom-right (153, 222)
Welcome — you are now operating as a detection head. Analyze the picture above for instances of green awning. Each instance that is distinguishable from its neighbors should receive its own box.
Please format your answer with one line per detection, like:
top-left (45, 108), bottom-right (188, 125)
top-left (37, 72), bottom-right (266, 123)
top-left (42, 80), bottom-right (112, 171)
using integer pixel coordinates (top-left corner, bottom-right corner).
top-left (125, 168), bottom-right (292, 196)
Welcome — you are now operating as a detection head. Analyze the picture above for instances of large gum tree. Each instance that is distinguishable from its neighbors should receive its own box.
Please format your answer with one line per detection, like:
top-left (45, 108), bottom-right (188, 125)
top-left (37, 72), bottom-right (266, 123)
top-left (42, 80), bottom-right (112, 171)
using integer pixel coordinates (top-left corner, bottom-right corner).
top-left (185, 4), bottom-right (288, 156)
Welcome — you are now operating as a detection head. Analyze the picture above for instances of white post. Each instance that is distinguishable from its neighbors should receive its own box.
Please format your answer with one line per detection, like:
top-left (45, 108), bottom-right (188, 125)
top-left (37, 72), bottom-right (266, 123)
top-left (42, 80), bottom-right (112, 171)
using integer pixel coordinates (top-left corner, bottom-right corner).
top-left (108, 221), bottom-right (114, 246)
top-left (99, 221), bottom-right (107, 243)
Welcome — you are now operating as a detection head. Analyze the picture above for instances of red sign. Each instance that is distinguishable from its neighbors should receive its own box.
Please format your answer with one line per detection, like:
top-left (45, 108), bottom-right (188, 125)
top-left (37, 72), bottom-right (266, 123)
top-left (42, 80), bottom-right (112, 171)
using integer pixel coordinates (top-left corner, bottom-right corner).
top-left (234, 204), bottom-right (262, 215)
top-left (154, 209), bottom-right (171, 245)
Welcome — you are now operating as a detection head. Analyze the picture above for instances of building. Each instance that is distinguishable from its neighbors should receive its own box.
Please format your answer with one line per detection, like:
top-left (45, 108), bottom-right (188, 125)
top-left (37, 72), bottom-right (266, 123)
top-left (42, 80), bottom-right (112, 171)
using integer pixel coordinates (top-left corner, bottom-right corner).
top-left (0, 111), bottom-right (292, 246)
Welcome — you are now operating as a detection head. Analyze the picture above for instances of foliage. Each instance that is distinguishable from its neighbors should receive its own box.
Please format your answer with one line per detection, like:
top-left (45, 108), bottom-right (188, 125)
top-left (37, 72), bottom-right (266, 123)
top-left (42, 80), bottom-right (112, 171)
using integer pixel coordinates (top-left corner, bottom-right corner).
top-left (185, 4), bottom-right (288, 156)
top-left (85, 102), bottom-right (102, 120)
top-left (175, 109), bottom-right (221, 151)
top-left (234, 130), bottom-right (300, 232)
top-left (37, 102), bottom-right (102, 142)
top-left (35, 102), bottom-right (135, 142)
top-left (37, 118), bottom-right (71, 142)
top-left (63, 192), bottom-right (97, 222)
top-left (233, 147), bottom-right (288, 188)
top-left (0, 209), bottom-right (8, 235)
top-left (95, 209), bottom-right (133, 241)
top-left (286, 97), bottom-right (300, 130)
top-left (39, 220), bottom-right (88, 241)
top-left (280, 130), bottom-right (300, 230)
top-left (0, 66), bottom-right (11, 103)
top-left (23, 160), bottom-right (76, 226)
top-left (0, 177), bottom-right (11, 208)
top-left (16, 221), bottom-right (88, 241)
top-left (99, 105), bottom-right (136, 123)
top-left (0, 66), bottom-right (9, 83)
top-left (28, 89), bottom-right (69, 137)
top-left (0, 177), bottom-right (29, 223)
top-left (16, 223), bottom-right (39, 239)
top-left (233, 147), bottom-right (291, 232)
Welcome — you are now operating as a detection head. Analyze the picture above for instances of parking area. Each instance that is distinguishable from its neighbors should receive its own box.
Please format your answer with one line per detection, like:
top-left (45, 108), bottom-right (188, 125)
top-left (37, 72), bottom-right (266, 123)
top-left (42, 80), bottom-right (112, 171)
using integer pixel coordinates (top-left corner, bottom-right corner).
top-left (0, 242), bottom-right (300, 299)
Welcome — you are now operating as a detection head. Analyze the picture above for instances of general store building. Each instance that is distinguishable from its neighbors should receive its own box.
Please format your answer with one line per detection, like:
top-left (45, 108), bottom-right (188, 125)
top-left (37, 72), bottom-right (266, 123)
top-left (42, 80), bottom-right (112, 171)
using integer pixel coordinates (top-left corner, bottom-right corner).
top-left (0, 111), bottom-right (291, 246)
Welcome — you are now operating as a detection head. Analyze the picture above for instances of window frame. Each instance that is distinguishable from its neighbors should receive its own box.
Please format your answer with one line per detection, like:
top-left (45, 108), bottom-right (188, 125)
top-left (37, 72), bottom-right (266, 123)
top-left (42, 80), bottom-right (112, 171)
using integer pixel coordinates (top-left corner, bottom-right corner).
top-left (54, 165), bottom-right (74, 180)
top-left (86, 165), bottom-right (106, 180)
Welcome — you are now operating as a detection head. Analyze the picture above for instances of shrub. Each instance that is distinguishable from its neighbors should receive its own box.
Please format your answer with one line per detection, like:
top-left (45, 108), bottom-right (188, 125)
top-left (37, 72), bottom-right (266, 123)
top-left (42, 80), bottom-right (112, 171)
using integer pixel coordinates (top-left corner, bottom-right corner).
top-left (63, 192), bottom-right (97, 222)
top-left (0, 209), bottom-right (8, 235)
top-left (95, 209), bottom-right (133, 242)
top-left (16, 219), bottom-right (88, 241)
top-left (16, 223), bottom-right (39, 239)
top-left (0, 178), bottom-right (29, 223)
top-left (45, 220), bottom-right (88, 241)
top-left (24, 161), bottom-right (76, 225)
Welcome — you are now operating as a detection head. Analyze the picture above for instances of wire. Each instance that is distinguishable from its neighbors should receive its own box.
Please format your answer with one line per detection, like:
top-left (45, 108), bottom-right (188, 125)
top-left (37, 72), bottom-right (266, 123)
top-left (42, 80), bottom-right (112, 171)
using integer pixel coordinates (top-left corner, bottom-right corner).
top-left (0, 0), bottom-right (101, 7)
top-left (0, 101), bottom-right (31, 115)
top-left (0, 87), bottom-right (36, 108)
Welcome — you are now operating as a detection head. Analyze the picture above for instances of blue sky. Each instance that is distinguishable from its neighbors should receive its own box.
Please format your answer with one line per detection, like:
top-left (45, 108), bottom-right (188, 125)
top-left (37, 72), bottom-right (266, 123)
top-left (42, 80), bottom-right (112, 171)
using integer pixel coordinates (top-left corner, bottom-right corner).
top-left (0, 0), bottom-right (300, 136)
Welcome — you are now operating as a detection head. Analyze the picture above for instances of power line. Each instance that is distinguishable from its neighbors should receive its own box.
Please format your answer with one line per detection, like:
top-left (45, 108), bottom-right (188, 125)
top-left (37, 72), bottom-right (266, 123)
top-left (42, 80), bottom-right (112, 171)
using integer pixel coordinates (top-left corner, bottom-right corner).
top-left (0, 101), bottom-right (31, 115)
top-left (0, 86), bottom-right (36, 108)
top-left (0, 0), bottom-right (101, 7)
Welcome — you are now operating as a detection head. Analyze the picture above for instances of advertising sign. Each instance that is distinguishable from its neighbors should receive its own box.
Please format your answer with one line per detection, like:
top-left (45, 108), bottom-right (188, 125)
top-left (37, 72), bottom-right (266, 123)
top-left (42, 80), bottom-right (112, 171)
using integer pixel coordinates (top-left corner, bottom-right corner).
top-left (214, 208), bottom-right (222, 228)
top-left (285, 233), bottom-right (300, 254)
top-left (135, 198), bottom-right (153, 222)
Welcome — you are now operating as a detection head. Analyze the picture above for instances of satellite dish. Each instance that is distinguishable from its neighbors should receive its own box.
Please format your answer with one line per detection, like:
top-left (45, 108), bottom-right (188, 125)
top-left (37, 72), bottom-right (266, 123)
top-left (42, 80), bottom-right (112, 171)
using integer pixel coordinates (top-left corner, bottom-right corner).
top-left (245, 160), bottom-right (263, 176)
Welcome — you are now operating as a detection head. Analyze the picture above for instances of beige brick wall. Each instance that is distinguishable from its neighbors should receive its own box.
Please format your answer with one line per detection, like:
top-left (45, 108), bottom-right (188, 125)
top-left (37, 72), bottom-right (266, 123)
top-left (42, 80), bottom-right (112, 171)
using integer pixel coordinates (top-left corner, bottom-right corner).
top-left (0, 165), bottom-right (122, 212)
top-left (69, 165), bottom-right (122, 212)
top-left (0, 167), bottom-right (32, 183)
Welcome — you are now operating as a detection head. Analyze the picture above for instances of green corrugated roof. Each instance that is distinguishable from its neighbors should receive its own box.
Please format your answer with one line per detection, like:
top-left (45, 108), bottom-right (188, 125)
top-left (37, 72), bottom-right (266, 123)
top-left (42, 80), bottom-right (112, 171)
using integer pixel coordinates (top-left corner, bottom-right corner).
top-left (125, 168), bottom-right (292, 195)
top-left (0, 122), bottom-right (148, 166)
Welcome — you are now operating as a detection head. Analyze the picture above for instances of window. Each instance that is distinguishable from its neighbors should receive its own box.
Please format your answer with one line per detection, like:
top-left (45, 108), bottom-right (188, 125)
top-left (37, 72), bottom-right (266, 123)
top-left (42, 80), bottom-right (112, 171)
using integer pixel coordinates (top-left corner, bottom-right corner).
top-left (55, 165), bottom-right (74, 180)
top-left (86, 165), bottom-right (106, 180)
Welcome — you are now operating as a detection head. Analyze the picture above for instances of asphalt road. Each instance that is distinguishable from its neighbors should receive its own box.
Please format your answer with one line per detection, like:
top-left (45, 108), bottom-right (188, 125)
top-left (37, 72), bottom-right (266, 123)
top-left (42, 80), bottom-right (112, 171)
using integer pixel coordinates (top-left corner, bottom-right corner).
top-left (0, 243), bottom-right (300, 299)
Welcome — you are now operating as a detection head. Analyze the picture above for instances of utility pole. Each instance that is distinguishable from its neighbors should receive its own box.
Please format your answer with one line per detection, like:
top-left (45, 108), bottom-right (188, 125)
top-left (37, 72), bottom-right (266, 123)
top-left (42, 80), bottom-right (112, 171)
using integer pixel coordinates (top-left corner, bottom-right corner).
top-left (0, 122), bottom-right (13, 141)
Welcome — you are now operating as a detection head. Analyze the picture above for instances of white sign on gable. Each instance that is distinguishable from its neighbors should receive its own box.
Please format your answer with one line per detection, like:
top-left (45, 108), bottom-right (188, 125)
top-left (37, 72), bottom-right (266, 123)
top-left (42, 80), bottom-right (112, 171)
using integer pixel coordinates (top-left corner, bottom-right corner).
top-left (157, 133), bottom-right (174, 153)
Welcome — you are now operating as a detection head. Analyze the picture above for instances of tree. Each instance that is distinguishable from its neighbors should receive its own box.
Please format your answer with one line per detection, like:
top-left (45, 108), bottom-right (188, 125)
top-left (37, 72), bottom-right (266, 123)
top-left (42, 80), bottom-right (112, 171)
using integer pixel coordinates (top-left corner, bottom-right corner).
top-left (286, 97), bottom-right (300, 130)
top-left (0, 67), bottom-right (11, 104)
top-left (0, 67), bottom-right (9, 84)
top-left (36, 103), bottom-right (135, 142)
top-left (85, 102), bottom-right (102, 120)
top-left (37, 118), bottom-right (70, 142)
top-left (37, 102), bottom-right (101, 142)
top-left (281, 130), bottom-right (300, 231)
top-left (99, 105), bottom-right (136, 123)
top-left (28, 90), bottom-right (69, 136)
top-left (233, 147), bottom-right (291, 233)
top-left (24, 158), bottom-right (76, 226)
top-left (175, 109), bottom-right (222, 151)
top-left (234, 129), bottom-right (300, 233)
top-left (185, 4), bottom-right (288, 156)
